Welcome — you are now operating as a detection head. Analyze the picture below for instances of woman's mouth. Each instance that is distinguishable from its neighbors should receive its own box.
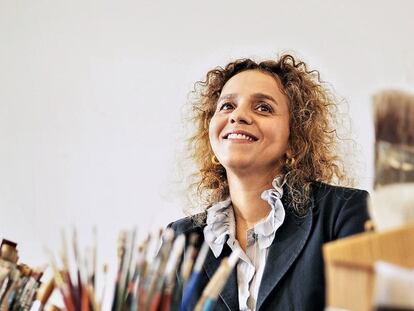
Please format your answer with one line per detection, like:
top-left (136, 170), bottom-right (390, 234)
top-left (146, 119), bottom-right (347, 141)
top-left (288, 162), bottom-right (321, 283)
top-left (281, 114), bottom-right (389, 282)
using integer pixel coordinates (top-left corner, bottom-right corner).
top-left (223, 131), bottom-right (258, 142)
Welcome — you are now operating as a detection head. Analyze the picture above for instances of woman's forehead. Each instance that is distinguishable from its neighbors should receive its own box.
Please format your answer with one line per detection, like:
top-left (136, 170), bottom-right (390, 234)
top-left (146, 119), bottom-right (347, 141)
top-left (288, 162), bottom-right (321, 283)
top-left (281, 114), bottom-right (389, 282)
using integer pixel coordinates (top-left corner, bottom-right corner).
top-left (219, 70), bottom-right (287, 104)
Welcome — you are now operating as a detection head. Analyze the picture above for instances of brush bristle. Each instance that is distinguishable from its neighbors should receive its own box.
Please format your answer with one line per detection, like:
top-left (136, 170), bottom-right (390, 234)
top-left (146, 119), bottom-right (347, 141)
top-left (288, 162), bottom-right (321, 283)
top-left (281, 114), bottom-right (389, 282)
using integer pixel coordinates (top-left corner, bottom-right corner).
top-left (373, 90), bottom-right (414, 145)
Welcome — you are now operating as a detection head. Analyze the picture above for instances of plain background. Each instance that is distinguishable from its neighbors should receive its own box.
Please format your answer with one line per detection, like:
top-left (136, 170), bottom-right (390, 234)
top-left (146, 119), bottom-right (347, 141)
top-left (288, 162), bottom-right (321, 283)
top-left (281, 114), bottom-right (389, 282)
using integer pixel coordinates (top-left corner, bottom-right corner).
top-left (1, 0), bottom-right (413, 307)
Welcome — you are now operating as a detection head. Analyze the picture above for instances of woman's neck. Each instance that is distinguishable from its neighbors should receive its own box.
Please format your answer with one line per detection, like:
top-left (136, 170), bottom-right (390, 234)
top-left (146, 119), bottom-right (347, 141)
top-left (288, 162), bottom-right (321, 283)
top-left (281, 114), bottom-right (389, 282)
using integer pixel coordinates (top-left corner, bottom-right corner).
top-left (227, 170), bottom-right (278, 251)
top-left (227, 170), bottom-right (276, 228)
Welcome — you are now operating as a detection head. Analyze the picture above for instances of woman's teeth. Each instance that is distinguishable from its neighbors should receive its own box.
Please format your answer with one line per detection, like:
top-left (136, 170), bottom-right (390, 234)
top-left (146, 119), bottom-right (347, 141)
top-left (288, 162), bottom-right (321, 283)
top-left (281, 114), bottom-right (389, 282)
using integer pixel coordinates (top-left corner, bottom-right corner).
top-left (227, 133), bottom-right (254, 141)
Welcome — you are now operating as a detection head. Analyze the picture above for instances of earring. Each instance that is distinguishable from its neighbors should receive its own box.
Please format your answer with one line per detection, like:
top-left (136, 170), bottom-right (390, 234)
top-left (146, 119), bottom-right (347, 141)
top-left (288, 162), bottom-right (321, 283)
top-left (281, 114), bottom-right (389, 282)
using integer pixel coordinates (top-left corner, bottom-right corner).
top-left (285, 157), bottom-right (295, 167)
top-left (211, 155), bottom-right (221, 165)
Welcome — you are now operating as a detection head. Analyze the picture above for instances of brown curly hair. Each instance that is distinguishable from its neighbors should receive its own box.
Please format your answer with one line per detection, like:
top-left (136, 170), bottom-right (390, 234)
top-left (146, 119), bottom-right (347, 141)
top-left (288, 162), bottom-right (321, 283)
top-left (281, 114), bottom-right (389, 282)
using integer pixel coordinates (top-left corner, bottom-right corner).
top-left (188, 53), bottom-right (349, 216)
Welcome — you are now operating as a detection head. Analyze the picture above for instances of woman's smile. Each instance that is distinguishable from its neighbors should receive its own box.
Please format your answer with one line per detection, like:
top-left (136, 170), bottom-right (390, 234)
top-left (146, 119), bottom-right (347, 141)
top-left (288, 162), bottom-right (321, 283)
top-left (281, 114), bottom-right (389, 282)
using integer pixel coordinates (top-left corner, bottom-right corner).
top-left (223, 130), bottom-right (258, 142)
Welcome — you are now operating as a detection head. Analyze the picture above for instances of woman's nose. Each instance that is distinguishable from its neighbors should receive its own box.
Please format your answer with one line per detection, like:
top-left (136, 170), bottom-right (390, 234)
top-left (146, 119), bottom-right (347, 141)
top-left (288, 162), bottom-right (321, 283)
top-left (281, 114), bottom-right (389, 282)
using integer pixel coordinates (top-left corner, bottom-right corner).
top-left (230, 106), bottom-right (253, 125)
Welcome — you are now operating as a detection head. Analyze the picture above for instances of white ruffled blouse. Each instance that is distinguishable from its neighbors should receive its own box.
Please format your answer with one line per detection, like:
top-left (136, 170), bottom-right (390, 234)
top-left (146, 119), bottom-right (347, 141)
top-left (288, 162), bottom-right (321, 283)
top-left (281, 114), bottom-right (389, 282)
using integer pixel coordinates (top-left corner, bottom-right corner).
top-left (203, 176), bottom-right (286, 311)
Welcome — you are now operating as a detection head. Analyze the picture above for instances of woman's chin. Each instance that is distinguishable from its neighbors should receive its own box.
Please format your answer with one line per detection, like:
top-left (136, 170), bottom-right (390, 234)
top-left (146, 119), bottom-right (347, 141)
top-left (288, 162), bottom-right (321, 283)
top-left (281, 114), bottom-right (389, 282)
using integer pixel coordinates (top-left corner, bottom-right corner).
top-left (222, 159), bottom-right (261, 173)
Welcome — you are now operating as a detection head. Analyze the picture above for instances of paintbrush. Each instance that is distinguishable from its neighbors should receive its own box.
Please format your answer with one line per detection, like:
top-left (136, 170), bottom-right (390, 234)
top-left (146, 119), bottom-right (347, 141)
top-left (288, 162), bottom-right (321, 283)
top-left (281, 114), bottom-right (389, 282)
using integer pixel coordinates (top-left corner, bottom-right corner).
top-left (6, 264), bottom-right (30, 310)
top-left (167, 233), bottom-right (199, 311)
top-left (0, 239), bottom-right (19, 263)
top-left (98, 264), bottom-right (108, 310)
top-left (29, 276), bottom-right (55, 311)
top-left (0, 239), bottom-right (19, 306)
top-left (60, 230), bottom-right (79, 310)
top-left (159, 234), bottom-right (186, 311)
top-left (47, 251), bottom-right (76, 311)
top-left (138, 230), bottom-right (162, 310)
top-left (80, 256), bottom-right (90, 311)
top-left (373, 89), bottom-right (414, 187)
top-left (371, 90), bottom-right (414, 231)
top-left (146, 228), bottom-right (175, 311)
top-left (194, 249), bottom-right (240, 311)
top-left (180, 233), bottom-right (199, 290)
top-left (72, 228), bottom-right (84, 310)
top-left (124, 242), bottom-right (146, 311)
top-left (134, 234), bottom-right (149, 310)
top-left (116, 228), bottom-right (136, 311)
top-left (91, 227), bottom-right (97, 291)
top-left (180, 241), bottom-right (210, 311)
top-left (0, 266), bottom-right (21, 311)
top-left (111, 231), bottom-right (126, 311)
top-left (16, 266), bottom-right (44, 310)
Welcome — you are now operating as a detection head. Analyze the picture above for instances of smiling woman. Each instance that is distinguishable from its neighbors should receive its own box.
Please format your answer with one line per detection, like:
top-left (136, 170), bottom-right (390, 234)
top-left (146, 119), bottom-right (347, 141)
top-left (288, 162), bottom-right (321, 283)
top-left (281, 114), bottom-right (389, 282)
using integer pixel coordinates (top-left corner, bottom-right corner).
top-left (169, 54), bottom-right (370, 310)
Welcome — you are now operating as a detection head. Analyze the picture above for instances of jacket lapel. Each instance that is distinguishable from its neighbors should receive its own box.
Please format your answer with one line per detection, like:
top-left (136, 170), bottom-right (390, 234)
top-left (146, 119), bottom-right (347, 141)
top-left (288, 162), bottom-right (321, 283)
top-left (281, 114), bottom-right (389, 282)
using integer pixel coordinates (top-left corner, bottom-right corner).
top-left (203, 242), bottom-right (239, 311)
top-left (256, 201), bottom-right (313, 310)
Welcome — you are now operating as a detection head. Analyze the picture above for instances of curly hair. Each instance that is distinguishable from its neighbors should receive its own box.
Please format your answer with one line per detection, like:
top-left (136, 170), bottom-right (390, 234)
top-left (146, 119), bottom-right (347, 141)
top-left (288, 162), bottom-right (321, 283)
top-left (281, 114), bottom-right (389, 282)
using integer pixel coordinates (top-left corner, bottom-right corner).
top-left (188, 53), bottom-right (349, 216)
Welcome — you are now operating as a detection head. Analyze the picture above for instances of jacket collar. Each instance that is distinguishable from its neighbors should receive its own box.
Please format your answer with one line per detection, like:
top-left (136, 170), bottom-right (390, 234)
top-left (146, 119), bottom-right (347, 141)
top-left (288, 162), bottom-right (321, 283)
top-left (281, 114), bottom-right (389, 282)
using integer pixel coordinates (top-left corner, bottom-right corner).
top-left (256, 200), bottom-right (313, 310)
top-left (203, 238), bottom-right (239, 311)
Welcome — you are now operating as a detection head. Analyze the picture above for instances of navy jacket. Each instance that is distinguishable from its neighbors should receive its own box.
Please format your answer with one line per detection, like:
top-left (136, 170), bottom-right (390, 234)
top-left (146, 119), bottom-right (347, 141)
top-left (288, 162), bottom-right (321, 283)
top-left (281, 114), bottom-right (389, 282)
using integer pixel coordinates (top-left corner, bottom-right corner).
top-left (169, 182), bottom-right (370, 311)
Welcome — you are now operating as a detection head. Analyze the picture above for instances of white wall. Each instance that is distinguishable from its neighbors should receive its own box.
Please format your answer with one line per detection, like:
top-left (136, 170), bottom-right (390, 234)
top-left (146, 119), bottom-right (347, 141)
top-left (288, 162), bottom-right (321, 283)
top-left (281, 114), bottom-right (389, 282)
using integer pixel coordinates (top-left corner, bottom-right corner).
top-left (1, 0), bottom-right (413, 305)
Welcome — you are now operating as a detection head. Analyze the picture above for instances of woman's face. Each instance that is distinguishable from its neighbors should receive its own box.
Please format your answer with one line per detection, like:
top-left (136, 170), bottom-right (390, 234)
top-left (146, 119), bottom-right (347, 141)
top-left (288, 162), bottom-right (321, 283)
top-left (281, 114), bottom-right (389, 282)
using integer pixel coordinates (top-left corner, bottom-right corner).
top-left (208, 70), bottom-right (290, 175)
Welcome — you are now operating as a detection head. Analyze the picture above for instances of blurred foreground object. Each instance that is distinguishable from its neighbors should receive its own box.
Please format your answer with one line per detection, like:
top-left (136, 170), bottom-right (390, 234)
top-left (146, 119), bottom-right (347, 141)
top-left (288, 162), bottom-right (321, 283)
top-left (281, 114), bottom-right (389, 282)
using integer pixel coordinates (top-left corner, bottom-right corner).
top-left (373, 261), bottom-right (414, 310)
top-left (45, 227), bottom-right (236, 311)
top-left (323, 224), bottom-right (414, 311)
top-left (370, 183), bottom-right (414, 231)
top-left (2, 225), bottom-right (238, 311)
top-left (323, 89), bottom-right (414, 311)
top-left (371, 89), bottom-right (414, 230)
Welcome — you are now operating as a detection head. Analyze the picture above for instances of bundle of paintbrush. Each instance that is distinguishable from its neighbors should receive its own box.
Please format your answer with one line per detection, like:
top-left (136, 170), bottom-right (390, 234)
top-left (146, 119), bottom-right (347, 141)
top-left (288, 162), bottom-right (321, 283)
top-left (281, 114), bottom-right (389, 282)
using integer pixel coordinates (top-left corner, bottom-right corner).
top-left (42, 228), bottom-right (100, 311)
top-left (0, 239), bottom-right (49, 311)
top-left (109, 228), bottom-right (239, 311)
top-left (49, 227), bottom-right (239, 311)
top-left (4, 226), bottom-right (239, 311)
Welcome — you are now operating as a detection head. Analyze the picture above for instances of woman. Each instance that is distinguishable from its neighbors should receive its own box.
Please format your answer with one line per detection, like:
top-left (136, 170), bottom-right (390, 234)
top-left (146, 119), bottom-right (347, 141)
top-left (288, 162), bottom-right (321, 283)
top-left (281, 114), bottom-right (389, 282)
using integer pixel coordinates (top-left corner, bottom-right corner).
top-left (170, 54), bottom-right (369, 310)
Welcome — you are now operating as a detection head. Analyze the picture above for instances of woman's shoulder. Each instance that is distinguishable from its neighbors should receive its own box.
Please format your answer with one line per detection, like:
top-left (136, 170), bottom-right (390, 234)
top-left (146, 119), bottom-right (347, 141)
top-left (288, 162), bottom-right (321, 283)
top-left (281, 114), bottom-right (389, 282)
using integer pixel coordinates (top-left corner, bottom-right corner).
top-left (167, 212), bottom-right (207, 235)
top-left (310, 181), bottom-right (370, 238)
top-left (311, 181), bottom-right (369, 203)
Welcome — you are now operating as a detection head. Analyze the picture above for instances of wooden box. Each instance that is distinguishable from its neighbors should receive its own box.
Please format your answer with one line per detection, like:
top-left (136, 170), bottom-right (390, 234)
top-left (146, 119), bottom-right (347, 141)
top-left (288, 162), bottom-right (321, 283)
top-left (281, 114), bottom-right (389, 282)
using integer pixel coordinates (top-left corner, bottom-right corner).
top-left (323, 224), bottom-right (414, 311)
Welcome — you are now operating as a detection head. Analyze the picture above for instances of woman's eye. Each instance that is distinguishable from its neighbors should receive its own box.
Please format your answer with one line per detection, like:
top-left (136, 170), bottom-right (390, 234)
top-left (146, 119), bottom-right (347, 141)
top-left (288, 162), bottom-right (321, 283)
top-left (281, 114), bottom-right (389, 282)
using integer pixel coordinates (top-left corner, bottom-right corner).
top-left (256, 103), bottom-right (273, 113)
top-left (219, 102), bottom-right (234, 111)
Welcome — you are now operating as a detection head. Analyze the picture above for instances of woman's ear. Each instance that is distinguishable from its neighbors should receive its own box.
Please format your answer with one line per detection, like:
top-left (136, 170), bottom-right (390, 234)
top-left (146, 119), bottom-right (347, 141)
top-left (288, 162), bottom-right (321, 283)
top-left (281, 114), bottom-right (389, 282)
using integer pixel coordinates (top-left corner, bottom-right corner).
top-left (285, 148), bottom-right (296, 167)
top-left (286, 148), bottom-right (293, 159)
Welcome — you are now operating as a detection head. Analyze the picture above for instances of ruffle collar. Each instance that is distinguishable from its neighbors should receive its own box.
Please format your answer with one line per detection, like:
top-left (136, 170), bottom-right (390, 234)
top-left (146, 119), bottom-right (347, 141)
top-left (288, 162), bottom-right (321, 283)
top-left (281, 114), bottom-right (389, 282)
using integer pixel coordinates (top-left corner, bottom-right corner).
top-left (204, 175), bottom-right (286, 258)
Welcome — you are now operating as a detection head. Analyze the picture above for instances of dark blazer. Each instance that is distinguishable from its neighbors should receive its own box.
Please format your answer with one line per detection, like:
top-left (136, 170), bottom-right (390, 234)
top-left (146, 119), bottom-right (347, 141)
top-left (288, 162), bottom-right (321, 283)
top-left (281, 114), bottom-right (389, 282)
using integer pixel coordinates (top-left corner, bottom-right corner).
top-left (169, 182), bottom-right (370, 311)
